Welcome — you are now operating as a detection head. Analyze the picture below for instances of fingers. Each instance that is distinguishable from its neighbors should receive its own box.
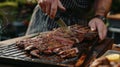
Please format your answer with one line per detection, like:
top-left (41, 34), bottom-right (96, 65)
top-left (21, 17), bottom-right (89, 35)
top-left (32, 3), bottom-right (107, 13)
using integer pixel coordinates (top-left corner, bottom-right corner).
top-left (88, 21), bottom-right (96, 31)
top-left (89, 18), bottom-right (107, 40)
top-left (38, 0), bottom-right (46, 13)
top-left (50, 0), bottom-right (58, 18)
top-left (97, 24), bottom-right (107, 40)
top-left (45, 0), bottom-right (51, 15)
top-left (50, 0), bottom-right (65, 18)
top-left (99, 26), bottom-right (107, 40)
top-left (38, 0), bottom-right (65, 19)
top-left (58, 0), bottom-right (66, 11)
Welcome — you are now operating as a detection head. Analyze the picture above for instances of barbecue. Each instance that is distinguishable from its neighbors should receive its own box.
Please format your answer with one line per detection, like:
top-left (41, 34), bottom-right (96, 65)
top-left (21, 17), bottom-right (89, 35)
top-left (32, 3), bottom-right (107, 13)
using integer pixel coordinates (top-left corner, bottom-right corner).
top-left (0, 24), bottom-right (114, 67)
top-left (16, 24), bottom-right (98, 63)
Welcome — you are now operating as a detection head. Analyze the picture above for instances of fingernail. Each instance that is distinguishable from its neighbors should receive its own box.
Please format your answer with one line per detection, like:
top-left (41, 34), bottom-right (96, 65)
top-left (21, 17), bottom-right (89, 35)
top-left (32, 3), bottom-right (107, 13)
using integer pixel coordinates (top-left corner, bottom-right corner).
top-left (91, 28), bottom-right (95, 31)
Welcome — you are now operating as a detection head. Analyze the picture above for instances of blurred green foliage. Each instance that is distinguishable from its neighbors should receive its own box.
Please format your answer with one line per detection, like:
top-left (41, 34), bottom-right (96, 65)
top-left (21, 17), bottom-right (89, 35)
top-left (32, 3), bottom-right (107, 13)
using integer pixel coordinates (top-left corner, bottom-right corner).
top-left (0, 0), bottom-right (37, 22)
top-left (0, 0), bottom-right (37, 40)
top-left (0, 0), bottom-right (36, 7)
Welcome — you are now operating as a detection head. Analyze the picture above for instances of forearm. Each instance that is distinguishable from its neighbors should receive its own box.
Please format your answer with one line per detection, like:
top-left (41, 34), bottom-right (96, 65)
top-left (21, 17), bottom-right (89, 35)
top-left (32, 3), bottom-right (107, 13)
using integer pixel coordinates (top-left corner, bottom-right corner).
top-left (94, 0), bottom-right (112, 17)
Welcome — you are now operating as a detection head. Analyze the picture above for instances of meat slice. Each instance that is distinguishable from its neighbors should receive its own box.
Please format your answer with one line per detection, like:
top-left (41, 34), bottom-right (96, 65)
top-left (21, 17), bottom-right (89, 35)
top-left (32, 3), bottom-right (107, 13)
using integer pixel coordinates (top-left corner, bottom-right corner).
top-left (58, 48), bottom-right (79, 58)
top-left (16, 24), bottom-right (98, 59)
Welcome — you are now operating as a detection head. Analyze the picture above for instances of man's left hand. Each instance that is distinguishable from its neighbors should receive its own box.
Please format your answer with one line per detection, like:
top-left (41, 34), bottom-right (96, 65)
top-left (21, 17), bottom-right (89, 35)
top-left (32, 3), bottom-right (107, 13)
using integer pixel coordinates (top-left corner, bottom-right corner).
top-left (88, 18), bottom-right (107, 40)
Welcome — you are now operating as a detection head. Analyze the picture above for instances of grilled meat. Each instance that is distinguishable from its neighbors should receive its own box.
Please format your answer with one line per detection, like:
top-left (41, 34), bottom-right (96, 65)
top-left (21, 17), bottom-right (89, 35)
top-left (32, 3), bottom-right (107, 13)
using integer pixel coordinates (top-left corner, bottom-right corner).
top-left (58, 48), bottom-right (79, 59)
top-left (16, 24), bottom-right (97, 59)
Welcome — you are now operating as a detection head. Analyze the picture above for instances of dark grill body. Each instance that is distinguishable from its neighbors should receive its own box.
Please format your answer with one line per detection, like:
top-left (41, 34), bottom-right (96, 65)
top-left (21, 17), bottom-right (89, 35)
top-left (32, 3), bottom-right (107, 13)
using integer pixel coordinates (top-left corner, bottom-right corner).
top-left (0, 24), bottom-right (99, 67)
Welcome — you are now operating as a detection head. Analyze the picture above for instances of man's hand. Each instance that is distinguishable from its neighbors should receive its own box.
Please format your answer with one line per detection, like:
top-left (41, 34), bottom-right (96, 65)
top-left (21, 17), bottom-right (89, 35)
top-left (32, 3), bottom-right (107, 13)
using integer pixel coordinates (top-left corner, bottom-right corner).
top-left (37, 0), bottom-right (66, 19)
top-left (88, 18), bottom-right (107, 40)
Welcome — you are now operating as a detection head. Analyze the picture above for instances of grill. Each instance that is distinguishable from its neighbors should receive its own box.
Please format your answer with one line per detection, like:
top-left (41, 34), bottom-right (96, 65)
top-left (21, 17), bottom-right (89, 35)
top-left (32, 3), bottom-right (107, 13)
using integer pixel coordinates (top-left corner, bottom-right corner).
top-left (0, 38), bottom-right (114, 67)
top-left (0, 34), bottom-right (99, 67)
top-left (0, 43), bottom-right (82, 67)
top-left (0, 44), bottom-right (69, 66)
top-left (0, 37), bottom-right (114, 67)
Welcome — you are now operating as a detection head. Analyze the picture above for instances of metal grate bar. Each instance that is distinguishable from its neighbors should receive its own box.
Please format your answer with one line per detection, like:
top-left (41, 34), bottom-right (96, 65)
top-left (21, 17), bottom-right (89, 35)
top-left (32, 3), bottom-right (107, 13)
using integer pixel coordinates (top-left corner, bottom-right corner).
top-left (3, 51), bottom-right (25, 56)
top-left (0, 44), bottom-right (78, 67)
top-left (0, 44), bottom-right (26, 57)
top-left (2, 49), bottom-right (22, 53)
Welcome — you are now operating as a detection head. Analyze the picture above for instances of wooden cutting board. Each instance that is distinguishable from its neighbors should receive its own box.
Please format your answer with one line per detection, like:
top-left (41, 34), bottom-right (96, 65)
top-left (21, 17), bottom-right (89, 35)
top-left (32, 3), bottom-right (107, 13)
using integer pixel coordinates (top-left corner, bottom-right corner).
top-left (83, 38), bottom-right (114, 67)
top-left (95, 38), bottom-right (114, 57)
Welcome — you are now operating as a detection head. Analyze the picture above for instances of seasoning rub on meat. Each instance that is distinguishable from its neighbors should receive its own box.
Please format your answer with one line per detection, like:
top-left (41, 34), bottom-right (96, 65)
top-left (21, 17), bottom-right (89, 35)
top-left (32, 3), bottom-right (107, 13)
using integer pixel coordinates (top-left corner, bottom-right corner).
top-left (16, 24), bottom-right (97, 59)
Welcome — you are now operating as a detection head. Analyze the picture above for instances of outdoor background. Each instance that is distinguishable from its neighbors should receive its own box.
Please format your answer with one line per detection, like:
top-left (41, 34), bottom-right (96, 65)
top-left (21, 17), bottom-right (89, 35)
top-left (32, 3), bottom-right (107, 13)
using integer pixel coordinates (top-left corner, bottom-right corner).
top-left (0, 0), bottom-right (120, 43)
top-left (0, 0), bottom-right (36, 41)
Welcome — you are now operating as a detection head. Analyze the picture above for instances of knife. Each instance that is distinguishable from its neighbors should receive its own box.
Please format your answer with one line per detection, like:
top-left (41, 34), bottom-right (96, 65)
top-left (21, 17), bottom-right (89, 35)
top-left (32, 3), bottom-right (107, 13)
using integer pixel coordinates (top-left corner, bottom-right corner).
top-left (54, 17), bottom-right (72, 33)
top-left (54, 17), bottom-right (67, 29)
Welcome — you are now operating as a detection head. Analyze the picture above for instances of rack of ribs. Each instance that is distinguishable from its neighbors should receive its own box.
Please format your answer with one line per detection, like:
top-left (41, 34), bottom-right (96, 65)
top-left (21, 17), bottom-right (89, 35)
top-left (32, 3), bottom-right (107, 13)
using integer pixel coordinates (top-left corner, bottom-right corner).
top-left (16, 24), bottom-right (97, 59)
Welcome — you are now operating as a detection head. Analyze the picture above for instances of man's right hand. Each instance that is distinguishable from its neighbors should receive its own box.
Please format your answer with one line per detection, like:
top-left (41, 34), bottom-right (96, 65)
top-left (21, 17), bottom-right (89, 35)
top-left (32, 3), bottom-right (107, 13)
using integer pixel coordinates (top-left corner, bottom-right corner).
top-left (37, 0), bottom-right (66, 19)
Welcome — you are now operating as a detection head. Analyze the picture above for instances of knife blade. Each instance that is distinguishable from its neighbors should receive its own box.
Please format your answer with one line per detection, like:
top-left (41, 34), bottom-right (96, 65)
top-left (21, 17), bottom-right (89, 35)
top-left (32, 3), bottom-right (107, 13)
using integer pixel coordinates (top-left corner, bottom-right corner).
top-left (55, 17), bottom-right (67, 29)
top-left (54, 17), bottom-right (73, 34)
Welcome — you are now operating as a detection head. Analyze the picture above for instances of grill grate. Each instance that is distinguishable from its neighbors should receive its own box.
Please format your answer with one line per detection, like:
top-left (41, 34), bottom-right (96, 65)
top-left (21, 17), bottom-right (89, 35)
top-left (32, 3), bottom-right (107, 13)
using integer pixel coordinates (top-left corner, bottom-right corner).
top-left (0, 40), bottom-right (95, 67)
top-left (0, 44), bottom-right (26, 57)
top-left (0, 44), bottom-right (77, 67)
